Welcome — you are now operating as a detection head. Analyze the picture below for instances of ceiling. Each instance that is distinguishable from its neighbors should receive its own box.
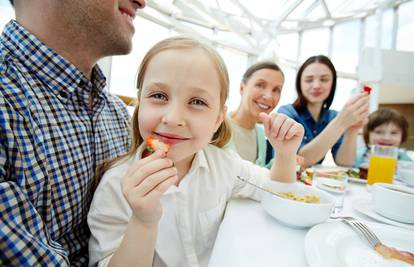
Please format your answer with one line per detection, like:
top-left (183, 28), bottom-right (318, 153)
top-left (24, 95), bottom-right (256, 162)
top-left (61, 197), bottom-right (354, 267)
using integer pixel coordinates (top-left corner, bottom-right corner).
top-left (139, 0), bottom-right (409, 56)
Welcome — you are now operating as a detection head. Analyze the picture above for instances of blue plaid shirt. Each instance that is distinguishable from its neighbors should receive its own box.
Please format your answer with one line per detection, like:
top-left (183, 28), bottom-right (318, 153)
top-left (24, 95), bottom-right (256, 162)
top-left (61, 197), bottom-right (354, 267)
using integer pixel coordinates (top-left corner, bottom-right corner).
top-left (277, 104), bottom-right (343, 164)
top-left (0, 20), bottom-right (131, 266)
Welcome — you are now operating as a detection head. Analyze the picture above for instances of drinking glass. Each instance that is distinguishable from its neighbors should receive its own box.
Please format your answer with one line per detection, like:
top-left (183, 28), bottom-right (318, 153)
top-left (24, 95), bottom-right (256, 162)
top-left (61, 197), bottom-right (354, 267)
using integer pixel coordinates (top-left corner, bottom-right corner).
top-left (312, 169), bottom-right (348, 215)
top-left (367, 145), bottom-right (398, 186)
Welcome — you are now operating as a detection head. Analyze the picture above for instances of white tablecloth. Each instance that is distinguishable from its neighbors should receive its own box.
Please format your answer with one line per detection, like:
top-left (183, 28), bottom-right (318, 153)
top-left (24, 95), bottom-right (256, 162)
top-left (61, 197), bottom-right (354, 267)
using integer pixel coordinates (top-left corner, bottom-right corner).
top-left (208, 182), bottom-right (374, 267)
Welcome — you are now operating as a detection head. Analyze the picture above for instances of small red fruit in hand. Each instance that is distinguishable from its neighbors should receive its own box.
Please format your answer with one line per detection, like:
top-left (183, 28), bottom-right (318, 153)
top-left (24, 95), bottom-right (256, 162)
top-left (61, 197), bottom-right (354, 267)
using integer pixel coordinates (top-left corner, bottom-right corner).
top-left (362, 85), bottom-right (372, 95)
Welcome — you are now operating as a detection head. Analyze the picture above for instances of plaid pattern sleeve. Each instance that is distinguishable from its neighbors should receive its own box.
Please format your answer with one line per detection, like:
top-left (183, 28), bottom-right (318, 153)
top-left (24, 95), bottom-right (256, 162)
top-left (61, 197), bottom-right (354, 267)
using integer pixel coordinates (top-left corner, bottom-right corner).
top-left (0, 20), bottom-right (131, 266)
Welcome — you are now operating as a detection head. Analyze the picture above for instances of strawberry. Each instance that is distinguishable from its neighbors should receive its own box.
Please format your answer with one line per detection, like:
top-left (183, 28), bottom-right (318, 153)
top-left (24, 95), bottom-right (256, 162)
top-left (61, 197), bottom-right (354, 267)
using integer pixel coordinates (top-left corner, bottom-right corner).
top-left (146, 135), bottom-right (170, 154)
top-left (362, 85), bottom-right (372, 95)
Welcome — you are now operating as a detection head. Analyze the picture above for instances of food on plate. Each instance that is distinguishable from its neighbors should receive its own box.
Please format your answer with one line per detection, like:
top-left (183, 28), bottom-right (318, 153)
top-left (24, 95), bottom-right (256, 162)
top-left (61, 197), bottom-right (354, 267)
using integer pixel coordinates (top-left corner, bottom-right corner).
top-left (297, 169), bottom-right (313, 185)
top-left (275, 191), bottom-right (320, 204)
top-left (318, 183), bottom-right (345, 192)
top-left (314, 169), bottom-right (347, 178)
top-left (298, 167), bottom-right (362, 185)
top-left (357, 167), bottom-right (368, 180)
top-left (346, 169), bottom-right (360, 179)
top-left (307, 168), bottom-right (360, 179)
top-left (305, 168), bottom-right (314, 177)
top-left (145, 135), bottom-right (170, 155)
top-left (375, 243), bottom-right (414, 265)
top-left (302, 178), bottom-right (312, 186)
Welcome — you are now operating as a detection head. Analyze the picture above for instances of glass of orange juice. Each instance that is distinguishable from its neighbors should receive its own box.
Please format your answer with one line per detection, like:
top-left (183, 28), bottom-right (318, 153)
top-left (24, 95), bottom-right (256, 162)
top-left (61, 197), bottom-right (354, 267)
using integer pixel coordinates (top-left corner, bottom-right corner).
top-left (367, 145), bottom-right (399, 185)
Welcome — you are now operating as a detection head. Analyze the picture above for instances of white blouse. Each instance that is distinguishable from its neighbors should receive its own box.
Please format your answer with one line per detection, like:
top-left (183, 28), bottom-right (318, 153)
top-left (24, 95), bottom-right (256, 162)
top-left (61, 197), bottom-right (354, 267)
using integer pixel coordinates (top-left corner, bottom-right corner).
top-left (88, 144), bottom-right (270, 267)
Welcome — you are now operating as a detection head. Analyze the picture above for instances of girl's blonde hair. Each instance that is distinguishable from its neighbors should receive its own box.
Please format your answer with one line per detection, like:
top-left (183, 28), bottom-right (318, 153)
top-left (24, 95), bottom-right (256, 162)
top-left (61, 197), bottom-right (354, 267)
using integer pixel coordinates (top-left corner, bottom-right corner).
top-left (97, 36), bottom-right (232, 178)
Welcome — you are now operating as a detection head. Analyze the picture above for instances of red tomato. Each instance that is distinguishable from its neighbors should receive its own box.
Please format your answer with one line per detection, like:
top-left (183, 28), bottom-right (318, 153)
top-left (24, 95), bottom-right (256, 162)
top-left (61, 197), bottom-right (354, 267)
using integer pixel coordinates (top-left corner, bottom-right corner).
top-left (303, 178), bottom-right (312, 186)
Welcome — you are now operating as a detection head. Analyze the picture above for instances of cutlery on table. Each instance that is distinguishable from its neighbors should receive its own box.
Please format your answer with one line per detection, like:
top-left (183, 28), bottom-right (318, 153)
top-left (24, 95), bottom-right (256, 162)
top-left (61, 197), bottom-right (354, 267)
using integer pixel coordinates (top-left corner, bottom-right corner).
top-left (236, 176), bottom-right (284, 198)
top-left (339, 216), bottom-right (414, 265)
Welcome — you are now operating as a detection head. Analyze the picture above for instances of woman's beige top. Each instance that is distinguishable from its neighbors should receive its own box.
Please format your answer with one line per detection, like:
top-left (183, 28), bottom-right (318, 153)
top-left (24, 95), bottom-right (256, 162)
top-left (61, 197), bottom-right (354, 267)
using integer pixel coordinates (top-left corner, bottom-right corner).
top-left (229, 118), bottom-right (257, 163)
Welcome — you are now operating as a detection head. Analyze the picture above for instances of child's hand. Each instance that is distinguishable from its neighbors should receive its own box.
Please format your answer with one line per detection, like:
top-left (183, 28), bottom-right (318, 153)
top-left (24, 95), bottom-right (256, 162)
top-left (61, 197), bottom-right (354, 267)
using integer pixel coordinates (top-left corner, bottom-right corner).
top-left (121, 150), bottom-right (178, 226)
top-left (259, 112), bottom-right (304, 156)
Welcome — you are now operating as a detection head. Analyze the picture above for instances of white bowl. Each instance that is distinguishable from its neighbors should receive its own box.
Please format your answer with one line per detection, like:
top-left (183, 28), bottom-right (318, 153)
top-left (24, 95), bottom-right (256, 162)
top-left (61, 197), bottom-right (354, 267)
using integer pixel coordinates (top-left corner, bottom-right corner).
top-left (397, 161), bottom-right (414, 187)
top-left (398, 169), bottom-right (414, 187)
top-left (261, 181), bottom-right (334, 228)
top-left (372, 183), bottom-right (414, 223)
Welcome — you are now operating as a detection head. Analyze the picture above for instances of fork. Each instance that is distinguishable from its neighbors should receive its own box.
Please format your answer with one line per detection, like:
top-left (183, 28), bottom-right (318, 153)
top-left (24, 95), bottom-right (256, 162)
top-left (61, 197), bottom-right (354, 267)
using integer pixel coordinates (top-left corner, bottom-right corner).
top-left (338, 216), bottom-right (414, 264)
top-left (340, 216), bottom-right (381, 247)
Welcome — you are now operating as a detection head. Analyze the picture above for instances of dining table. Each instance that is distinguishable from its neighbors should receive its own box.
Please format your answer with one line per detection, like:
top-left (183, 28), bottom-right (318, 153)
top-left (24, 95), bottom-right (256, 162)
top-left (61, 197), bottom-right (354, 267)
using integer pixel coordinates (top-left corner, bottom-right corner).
top-left (208, 180), bottom-right (412, 267)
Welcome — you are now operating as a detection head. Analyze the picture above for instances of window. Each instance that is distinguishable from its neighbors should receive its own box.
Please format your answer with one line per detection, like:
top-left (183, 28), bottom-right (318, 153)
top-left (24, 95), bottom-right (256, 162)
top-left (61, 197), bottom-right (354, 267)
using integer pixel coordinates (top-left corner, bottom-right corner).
top-left (396, 1), bottom-right (414, 52)
top-left (216, 47), bottom-right (249, 112)
top-left (381, 8), bottom-right (394, 50)
top-left (363, 9), bottom-right (394, 50)
top-left (331, 78), bottom-right (357, 111)
top-left (331, 20), bottom-right (361, 73)
top-left (277, 33), bottom-right (299, 61)
top-left (300, 28), bottom-right (330, 62)
top-left (278, 66), bottom-right (297, 108)
top-left (0, 1), bottom-right (14, 32)
top-left (110, 17), bottom-right (170, 97)
top-left (363, 15), bottom-right (377, 48)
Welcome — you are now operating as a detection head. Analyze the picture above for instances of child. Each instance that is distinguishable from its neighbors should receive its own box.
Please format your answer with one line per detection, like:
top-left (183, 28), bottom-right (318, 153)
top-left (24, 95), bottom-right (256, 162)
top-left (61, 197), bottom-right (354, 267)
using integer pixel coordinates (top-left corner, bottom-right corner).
top-left (354, 108), bottom-right (412, 170)
top-left (87, 36), bottom-right (304, 267)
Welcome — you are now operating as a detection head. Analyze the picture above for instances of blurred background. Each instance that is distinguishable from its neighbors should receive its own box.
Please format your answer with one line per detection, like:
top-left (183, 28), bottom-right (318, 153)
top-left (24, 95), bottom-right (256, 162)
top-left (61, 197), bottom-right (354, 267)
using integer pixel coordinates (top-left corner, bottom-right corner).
top-left (1, 0), bottom-right (413, 149)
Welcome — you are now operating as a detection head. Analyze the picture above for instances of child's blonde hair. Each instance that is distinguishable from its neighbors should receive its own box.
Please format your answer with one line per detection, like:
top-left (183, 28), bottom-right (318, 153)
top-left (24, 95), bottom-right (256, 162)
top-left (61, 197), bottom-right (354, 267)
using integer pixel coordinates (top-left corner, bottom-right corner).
top-left (97, 36), bottom-right (232, 178)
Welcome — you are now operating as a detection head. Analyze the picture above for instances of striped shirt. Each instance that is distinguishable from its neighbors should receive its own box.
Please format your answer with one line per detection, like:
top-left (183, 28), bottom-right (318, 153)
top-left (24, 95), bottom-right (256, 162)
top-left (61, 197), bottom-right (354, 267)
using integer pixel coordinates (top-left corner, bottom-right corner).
top-left (0, 20), bottom-right (131, 266)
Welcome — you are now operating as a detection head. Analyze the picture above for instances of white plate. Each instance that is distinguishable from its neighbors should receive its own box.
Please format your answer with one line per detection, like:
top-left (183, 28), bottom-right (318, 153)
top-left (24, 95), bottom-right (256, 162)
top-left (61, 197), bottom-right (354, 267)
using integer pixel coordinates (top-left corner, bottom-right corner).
top-left (352, 198), bottom-right (414, 231)
top-left (316, 182), bottom-right (346, 194)
top-left (314, 177), bottom-right (347, 194)
top-left (312, 165), bottom-right (366, 184)
top-left (349, 177), bottom-right (367, 184)
top-left (305, 221), bottom-right (414, 267)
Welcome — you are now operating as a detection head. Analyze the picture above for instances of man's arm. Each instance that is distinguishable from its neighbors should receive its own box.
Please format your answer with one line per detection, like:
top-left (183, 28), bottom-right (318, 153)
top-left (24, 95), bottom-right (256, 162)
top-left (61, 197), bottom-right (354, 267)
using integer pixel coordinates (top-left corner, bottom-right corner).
top-left (0, 142), bottom-right (69, 266)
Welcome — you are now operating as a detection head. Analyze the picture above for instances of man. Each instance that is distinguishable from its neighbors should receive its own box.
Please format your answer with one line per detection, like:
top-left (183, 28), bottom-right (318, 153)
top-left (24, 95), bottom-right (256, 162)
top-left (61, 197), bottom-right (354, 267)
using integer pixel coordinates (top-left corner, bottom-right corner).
top-left (0, 0), bottom-right (146, 265)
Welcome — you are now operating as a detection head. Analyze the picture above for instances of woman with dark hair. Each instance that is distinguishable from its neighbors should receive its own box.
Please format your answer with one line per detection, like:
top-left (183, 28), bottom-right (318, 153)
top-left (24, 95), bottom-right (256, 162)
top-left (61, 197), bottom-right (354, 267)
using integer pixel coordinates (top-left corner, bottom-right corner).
top-left (228, 61), bottom-right (284, 168)
top-left (277, 55), bottom-right (370, 167)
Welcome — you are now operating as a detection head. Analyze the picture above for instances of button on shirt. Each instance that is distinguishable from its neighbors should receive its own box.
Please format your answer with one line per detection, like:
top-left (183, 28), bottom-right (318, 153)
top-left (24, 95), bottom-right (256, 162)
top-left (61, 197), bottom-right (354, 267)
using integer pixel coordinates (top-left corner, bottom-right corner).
top-left (88, 144), bottom-right (270, 267)
top-left (278, 104), bottom-right (343, 164)
top-left (0, 20), bottom-right (131, 266)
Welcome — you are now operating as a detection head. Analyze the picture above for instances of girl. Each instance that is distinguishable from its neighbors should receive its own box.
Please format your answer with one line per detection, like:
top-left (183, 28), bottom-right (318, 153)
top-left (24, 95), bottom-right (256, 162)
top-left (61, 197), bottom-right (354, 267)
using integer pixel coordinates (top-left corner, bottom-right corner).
top-left (354, 108), bottom-right (412, 168)
top-left (277, 55), bottom-right (370, 167)
top-left (88, 36), bottom-right (304, 267)
top-left (228, 61), bottom-right (284, 168)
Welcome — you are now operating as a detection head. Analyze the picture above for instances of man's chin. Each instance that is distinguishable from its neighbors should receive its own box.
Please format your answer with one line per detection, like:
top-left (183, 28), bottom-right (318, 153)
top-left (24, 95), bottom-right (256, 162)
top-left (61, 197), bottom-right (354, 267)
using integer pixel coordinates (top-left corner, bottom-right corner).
top-left (105, 40), bottom-right (133, 56)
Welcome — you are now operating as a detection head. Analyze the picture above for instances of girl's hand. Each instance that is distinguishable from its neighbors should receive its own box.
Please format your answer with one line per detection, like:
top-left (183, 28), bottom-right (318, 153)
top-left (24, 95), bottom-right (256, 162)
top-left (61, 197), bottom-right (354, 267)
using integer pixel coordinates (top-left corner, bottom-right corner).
top-left (121, 150), bottom-right (178, 226)
top-left (260, 112), bottom-right (304, 155)
top-left (337, 93), bottom-right (369, 129)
